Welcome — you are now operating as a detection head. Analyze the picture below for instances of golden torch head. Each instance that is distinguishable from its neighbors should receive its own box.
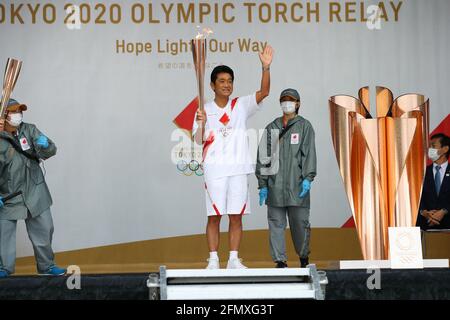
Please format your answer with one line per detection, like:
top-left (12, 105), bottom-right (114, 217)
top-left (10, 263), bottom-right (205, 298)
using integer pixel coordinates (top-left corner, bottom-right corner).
top-left (191, 28), bottom-right (212, 112)
top-left (0, 58), bottom-right (22, 118)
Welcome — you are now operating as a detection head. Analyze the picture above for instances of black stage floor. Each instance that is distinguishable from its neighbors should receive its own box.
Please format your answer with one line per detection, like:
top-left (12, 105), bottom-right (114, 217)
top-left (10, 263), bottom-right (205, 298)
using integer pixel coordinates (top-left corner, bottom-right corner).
top-left (0, 269), bottom-right (449, 300)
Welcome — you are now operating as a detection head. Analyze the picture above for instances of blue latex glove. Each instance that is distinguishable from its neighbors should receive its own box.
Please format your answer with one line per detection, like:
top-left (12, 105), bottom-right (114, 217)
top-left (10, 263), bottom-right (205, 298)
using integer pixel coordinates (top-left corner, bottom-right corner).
top-left (299, 179), bottom-right (311, 198)
top-left (36, 135), bottom-right (49, 149)
top-left (259, 187), bottom-right (268, 206)
top-left (0, 197), bottom-right (4, 209)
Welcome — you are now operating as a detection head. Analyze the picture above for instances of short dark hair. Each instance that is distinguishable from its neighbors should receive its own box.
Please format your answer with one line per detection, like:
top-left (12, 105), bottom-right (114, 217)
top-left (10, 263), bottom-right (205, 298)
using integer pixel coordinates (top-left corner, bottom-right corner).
top-left (210, 65), bottom-right (234, 84)
top-left (431, 133), bottom-right (450, 158)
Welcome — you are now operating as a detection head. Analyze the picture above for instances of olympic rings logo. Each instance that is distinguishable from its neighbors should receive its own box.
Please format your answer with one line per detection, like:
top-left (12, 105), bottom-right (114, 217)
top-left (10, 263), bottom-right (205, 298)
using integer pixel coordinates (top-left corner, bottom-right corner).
top-left (176, 159), bottom-right (204, 176)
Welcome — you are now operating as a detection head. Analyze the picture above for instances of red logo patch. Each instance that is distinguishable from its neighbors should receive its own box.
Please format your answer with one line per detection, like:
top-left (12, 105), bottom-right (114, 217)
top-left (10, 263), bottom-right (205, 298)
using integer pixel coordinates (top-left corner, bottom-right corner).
top-left (219, 113), bottom-right (230, 126)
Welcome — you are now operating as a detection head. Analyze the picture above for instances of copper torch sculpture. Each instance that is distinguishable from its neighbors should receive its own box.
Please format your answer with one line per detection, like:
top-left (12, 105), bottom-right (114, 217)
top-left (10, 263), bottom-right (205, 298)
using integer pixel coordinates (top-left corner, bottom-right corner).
top-left (329, 86), bottom-right (429, 260)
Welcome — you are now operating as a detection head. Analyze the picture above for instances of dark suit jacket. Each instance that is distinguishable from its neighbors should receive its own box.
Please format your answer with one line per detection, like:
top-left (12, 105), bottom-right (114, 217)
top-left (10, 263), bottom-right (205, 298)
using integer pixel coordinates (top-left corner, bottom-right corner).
top-left (416, 163), bottom-right (450, 230)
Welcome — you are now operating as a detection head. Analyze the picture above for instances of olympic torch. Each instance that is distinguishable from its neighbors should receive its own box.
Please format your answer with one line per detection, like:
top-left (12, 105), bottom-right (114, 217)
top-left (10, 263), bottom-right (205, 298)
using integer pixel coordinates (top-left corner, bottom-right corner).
top-left (0, 58), bottom-right (22, 118)
top-left (191, 30), bottom-right (210, 111)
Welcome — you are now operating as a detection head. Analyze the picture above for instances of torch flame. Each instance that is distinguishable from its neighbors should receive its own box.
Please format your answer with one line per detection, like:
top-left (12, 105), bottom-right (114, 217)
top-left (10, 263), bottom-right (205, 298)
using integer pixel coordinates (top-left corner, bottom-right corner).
top-left (195, 26), bottom-right (214, 40)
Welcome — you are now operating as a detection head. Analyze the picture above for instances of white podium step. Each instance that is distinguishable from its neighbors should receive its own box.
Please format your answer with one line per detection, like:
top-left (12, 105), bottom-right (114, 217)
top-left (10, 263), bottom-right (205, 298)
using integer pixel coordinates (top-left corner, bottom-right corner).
top-left (166, 283), bottom-right (315, 300)
top-left (148, 265), bottom-right (328, 300)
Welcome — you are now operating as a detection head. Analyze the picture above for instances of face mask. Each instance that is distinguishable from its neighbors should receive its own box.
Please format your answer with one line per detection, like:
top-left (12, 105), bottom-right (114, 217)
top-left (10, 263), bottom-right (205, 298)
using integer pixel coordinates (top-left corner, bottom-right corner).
top-left (7, 113), bottom-right (23, 127)
top-left (280, 101), bottom-right (296, 114)
top-left (428, 148), bottom-right (441, 162)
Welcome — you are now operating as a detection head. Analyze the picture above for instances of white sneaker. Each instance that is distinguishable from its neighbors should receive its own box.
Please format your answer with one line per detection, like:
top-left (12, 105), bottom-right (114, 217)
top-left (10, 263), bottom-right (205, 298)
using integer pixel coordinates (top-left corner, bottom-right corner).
top-left (226, 258), bottom-right (247, 269)
top-left (206, 258), bottom-right (220, 269)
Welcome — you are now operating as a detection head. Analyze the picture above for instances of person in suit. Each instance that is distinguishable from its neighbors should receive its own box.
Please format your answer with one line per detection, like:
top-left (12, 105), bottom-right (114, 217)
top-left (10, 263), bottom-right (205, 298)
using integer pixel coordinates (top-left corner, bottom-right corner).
top-left (417, 133), bottom-right (450, 230)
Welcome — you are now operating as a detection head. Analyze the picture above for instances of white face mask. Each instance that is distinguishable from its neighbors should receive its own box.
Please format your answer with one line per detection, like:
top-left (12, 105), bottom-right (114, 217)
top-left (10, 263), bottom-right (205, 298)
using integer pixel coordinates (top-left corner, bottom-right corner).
top-left (280, 101), bottom-right (296, 114)
top-left (7, 113), bottom-right (23, 127)
top-left (428, 148), bottom-right (441, 162)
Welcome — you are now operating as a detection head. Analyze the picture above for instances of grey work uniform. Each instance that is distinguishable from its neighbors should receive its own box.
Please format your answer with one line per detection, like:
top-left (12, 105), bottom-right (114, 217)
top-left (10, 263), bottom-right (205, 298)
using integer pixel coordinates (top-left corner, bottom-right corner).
top-left (256, 115), bottom-right (317, 262)
top-left (0, 123), bottom-right (57, 274)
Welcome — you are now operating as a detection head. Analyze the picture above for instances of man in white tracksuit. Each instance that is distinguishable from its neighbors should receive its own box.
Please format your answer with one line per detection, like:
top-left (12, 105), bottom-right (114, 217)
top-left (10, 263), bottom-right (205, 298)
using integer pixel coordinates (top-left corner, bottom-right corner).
top-left (193, 46), bottom-right (274, 269)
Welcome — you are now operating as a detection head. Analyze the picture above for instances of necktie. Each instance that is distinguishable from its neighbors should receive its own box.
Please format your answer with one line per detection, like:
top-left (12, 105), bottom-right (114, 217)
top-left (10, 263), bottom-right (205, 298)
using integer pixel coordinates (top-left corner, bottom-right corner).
top-left (435, 166), bottom-right (441, 195)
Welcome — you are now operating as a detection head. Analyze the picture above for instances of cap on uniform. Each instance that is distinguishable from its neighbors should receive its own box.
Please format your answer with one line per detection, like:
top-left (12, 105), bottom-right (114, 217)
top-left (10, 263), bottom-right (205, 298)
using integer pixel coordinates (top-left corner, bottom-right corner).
top-left (280, 88), bottom-right (300, 101)
top-left (5, 98), bottom-right (27, 112)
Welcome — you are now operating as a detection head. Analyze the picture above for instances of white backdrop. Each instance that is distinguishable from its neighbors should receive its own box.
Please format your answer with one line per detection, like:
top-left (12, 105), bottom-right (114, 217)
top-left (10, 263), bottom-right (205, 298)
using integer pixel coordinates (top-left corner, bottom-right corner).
top-left (0, 0), bottom-right (448, 256)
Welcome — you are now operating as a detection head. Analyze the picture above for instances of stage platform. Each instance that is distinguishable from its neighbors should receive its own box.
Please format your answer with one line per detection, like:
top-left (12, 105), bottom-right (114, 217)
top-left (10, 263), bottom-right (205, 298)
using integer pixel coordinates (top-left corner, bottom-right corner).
top-left (0, 268), bottom-right (449, 300)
